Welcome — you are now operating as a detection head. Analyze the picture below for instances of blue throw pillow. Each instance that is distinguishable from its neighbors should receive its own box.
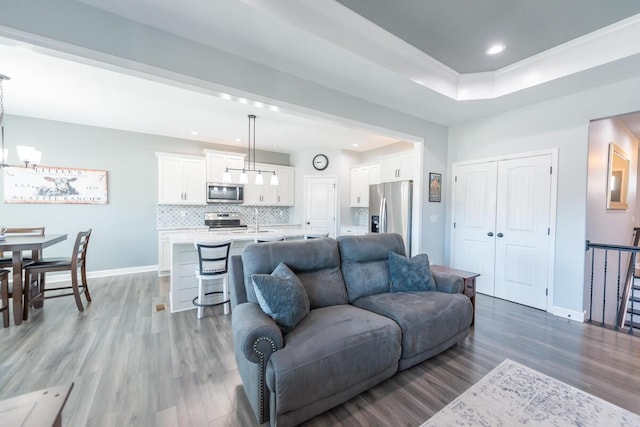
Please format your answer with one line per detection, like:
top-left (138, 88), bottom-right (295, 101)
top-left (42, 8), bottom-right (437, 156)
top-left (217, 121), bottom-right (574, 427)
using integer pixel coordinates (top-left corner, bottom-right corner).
top-left (388, 251), bottom-right (436, 293)
top-left (252, 262), bottom-right (310, 334)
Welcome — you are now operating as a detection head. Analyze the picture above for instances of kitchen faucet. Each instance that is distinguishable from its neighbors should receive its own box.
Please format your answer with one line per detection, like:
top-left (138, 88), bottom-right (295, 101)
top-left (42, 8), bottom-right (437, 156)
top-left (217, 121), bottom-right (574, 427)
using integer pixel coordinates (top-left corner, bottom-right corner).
top-left (254, 208), bottom-right (259, 233)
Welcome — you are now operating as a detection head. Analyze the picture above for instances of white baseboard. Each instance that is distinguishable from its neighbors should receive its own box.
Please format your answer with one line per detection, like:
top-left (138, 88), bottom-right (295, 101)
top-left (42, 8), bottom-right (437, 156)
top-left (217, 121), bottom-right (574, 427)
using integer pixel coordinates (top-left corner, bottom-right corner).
top-left (550, 306), bottom-right (586, 322)
top-left (33, 265), bottom-right (159, 284)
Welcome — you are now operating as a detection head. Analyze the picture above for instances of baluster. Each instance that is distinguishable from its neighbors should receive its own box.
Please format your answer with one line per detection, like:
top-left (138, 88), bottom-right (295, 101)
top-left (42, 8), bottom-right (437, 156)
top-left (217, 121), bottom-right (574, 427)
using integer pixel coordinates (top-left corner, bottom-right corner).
top-left (589, 248), bottom-right (595, 324)
top-left (602, 249), bottom-right (608, 327)
top-left (616, 251), bottom-right (622, 331)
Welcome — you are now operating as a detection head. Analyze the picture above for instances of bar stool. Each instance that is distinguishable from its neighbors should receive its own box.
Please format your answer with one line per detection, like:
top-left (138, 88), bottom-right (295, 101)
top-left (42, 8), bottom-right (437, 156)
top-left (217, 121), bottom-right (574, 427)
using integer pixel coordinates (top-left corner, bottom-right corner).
top-left (0, 269), bottom-right (9, 327)
top-left (304, 232), bottom-right (329, 239)
top-left (255, 234), bottom-right (285, 243)
top-left (193, 240), bottom-right (232, 318)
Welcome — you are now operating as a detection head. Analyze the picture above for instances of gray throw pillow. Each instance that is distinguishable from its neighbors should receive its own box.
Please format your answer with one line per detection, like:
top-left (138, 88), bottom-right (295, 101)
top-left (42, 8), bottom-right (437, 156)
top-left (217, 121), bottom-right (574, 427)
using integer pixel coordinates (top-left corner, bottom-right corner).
top-left (252, 262), bottom-right (310, 334)
top-left (388, 251), bottom-right (436, 293)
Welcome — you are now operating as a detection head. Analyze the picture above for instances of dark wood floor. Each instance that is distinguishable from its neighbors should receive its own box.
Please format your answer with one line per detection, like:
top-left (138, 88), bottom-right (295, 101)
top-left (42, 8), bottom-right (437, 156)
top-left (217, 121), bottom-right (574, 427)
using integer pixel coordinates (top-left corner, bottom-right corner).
top-left (1, 272), bottom-right (639, 426)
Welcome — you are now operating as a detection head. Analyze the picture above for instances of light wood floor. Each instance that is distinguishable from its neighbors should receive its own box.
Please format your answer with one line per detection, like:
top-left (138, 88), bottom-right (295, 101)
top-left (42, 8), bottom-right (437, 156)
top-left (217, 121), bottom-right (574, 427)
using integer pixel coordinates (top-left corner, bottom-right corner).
top-left (1, 272), bottom-right (639, 426)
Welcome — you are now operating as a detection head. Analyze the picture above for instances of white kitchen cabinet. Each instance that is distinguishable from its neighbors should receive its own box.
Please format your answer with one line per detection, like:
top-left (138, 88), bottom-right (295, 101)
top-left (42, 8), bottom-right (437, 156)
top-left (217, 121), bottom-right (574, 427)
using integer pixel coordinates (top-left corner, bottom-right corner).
top-left (350, 166), bottom-right (369, 207)
top-left (380, 152), bottom-right (413, 183)
top-left (244, 163), bottom-right (295, 206)
top-left (158, 228), bottom-right (207, 276)
top-left (205, 152), bottom-right (245, 183)
top-left (275, 166), bottom-right (295, 206)
top-left (368, 163), bottom-right (381, 185)
top-left (340, 226), bottom-right (368, 236)
top-left (157, 153), bottom-right (206, 204)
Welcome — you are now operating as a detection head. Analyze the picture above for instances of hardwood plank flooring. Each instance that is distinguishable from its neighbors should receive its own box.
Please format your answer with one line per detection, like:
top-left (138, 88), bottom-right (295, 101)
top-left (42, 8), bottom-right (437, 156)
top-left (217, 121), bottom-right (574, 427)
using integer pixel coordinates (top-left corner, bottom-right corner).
top-left (1, 272), bottom-right (639, 426)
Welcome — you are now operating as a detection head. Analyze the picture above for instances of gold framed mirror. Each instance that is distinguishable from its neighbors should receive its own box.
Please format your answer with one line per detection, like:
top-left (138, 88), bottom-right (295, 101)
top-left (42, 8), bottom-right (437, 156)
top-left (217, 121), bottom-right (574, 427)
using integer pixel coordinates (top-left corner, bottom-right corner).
top-left (606, 142), bottom-right (630, 210)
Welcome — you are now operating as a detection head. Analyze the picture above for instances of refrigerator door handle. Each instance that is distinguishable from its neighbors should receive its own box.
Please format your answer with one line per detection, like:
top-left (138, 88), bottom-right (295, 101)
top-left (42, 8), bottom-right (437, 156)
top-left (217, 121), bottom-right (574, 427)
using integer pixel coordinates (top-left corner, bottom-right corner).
top-left (381, 197), bottom-right (387, 232)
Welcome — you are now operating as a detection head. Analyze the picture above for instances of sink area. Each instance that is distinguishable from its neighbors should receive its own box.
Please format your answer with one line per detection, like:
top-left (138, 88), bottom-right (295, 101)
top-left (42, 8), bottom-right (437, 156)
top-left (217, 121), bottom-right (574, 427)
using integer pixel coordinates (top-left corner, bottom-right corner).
top-left (230, 229), bottom-right (275, 234)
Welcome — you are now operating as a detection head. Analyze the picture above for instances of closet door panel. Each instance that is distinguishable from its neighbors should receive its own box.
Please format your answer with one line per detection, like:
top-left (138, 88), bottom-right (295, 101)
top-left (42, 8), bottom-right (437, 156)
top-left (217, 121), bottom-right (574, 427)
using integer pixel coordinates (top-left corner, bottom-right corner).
top-left (452, 162), bottom-right (498, 295)
top-left (494, 155), bottom-right (552, 310)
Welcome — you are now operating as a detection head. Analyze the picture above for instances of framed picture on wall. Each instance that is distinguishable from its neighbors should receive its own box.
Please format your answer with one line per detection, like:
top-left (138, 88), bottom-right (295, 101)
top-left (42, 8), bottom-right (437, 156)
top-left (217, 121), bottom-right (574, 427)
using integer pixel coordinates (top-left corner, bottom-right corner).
top-left (429, 172), bottom-right (441, 202)
top-left (3, 165), bottom-right (108, 204)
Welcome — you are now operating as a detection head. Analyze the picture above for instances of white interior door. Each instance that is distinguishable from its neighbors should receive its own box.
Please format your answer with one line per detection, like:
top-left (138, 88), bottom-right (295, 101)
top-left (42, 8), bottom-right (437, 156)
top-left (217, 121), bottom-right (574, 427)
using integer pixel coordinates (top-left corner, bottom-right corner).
top-left (304, 176), bottom-right (337, 237)
top-left (494, 155), bottom-right (552, 310)
top-left (452, 162), bottom-right (498, 295)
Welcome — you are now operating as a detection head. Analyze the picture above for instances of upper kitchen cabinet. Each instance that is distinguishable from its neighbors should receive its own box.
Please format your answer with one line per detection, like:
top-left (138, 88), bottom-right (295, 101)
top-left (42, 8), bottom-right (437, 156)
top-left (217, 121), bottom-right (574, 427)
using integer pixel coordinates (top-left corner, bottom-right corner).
top-left (243, 163), bottom-right (295, 206)
top-left (380, 152), bottom-right (413, 183)
top-left (350, 165), bottom-right (369, 207)
top-left (204, 150), bottom-right (245, 183)
top-left (157, 153), bottom-right (206, 205)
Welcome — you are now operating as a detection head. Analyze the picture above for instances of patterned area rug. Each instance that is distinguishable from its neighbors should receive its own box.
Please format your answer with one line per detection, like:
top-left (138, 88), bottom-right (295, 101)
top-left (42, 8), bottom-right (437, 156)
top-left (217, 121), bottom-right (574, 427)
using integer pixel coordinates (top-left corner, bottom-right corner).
top-left (421, 359), bottom-right (640, 427)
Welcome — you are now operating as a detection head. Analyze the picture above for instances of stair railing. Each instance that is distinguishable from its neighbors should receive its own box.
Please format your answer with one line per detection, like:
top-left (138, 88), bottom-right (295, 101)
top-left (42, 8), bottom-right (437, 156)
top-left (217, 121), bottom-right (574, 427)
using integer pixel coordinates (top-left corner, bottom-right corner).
top-left (585, 237), bottom-right (639, 334)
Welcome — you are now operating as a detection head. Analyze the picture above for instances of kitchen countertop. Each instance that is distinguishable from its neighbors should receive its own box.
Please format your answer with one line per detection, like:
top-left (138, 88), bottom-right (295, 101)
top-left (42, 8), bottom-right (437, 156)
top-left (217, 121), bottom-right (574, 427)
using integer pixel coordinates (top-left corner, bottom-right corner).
top-left (167, 227), bottom-right (306, 244)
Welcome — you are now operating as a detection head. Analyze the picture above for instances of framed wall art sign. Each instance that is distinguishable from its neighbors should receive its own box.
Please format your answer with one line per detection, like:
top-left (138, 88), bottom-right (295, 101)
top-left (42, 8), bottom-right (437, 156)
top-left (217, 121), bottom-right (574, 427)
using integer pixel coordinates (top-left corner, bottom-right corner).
top-left (429, 172), bottom-right (442, 202)
top-left (3, 165), bottom-right (108, 204)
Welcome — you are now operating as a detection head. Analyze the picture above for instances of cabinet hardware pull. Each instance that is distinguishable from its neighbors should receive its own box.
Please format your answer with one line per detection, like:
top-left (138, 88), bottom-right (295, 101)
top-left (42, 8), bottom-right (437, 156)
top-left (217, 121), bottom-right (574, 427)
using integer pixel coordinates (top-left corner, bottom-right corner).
top-left (497, 233), bottom-right (504, 238)
top-left (487, 232), bottom-right (494, 237)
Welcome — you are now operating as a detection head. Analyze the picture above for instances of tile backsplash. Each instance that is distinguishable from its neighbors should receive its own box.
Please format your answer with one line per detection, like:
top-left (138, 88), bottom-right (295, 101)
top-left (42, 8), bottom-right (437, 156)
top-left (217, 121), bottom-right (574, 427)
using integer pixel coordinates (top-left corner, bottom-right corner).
top-left (351, 207), bottom-right (369, 227)
top-left (157, 205), bottom-right (292, 229)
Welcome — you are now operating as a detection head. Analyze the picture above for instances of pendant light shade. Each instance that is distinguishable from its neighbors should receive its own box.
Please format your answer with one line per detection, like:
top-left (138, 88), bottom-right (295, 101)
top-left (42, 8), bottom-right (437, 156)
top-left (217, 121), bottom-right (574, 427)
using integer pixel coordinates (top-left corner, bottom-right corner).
top-left (222, 114), bottom-right (278, 185)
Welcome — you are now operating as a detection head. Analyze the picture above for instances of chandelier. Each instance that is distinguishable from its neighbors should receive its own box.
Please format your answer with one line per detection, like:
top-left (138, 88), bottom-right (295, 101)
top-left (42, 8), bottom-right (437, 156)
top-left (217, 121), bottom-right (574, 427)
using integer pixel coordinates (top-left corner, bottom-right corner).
top-left (223, 114), bottom-right (278, 185)
top-left (0, 74), bottom-right (42, 169)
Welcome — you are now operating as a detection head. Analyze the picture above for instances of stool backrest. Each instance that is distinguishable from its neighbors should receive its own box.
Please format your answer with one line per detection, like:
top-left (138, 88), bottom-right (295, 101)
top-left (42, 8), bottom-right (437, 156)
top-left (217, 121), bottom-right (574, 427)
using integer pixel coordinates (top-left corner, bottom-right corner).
top-left (255, 234), bottom-right (285, 243)
top-left (194, 240), bottom-right (232, 276)
top-left (305, 232), bottom-right (329, 239)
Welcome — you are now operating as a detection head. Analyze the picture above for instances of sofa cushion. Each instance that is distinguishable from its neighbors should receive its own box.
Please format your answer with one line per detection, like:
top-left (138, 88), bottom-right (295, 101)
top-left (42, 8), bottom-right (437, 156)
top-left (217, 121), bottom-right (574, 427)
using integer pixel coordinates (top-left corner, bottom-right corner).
top-left (252, 263), bottom-right (310, 334)
top-left (337, 233), bottom-right (406, 302)
top-left (388, 251), bottom-right (436, 292)
top-left (242, 238), bottom-right (348, 308)
top-left (353, 291), bottom-right (472, 365)
top-left (265, 304), bottom-right (401, 415)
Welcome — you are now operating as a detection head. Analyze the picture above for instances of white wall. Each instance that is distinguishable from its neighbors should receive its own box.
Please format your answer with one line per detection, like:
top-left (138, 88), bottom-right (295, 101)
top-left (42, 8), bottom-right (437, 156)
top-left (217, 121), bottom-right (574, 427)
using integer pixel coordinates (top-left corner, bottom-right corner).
top-left (448, 76), bottom-right (640, 317)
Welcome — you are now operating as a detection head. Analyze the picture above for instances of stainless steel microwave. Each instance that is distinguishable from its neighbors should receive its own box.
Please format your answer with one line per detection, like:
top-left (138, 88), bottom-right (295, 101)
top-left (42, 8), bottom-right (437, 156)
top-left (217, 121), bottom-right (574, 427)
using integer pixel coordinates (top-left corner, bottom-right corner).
top-left (206, 183), bottom-right (244, 204)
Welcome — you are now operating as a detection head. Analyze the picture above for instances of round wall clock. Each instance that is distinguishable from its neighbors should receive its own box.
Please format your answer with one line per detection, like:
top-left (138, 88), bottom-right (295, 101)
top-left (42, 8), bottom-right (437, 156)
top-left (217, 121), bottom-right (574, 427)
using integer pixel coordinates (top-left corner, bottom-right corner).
top-left (312, 154), bottom-right (329, 171)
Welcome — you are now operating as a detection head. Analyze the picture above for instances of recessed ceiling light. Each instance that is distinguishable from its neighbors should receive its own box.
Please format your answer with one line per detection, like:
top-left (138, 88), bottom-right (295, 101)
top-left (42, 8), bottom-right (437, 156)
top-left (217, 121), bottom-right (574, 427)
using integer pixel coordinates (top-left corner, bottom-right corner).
top-left (238, 97), bottom-right (248, 104)
top-left (254, 101), bottom-right (264, 108)
top-left (352, 143), bottom-right (359, 147)
top-left (485, 43), bottom-right (506, 56)
top-left (221, 93), bottom-right (231, 100)
top-left (190, 131), bottom-right (199, 136)
top-left (235, 138), bottom-right (242, 142)
top-left (269, 105), bottom-right (280, 112)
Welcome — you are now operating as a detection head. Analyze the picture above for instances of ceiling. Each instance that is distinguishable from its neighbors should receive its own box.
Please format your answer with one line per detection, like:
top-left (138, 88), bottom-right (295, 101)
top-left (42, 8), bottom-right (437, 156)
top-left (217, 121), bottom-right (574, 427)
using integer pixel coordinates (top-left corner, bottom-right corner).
top-left (1, 0), bottom-right (639, 153)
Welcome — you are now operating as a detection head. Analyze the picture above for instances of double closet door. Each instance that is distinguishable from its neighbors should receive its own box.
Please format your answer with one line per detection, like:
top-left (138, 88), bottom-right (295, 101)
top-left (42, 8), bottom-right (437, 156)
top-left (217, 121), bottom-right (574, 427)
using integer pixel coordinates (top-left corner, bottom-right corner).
top-left (451, 154), bottom-right (553, 310)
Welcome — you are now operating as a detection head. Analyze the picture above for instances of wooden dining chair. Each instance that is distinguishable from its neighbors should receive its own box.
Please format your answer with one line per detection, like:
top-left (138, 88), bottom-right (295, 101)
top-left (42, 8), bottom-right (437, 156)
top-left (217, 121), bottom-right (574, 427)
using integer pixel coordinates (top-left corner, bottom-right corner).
top-left (0, 269), bottom-right (9, 327)
top-left (0, 227), bottom-right (46, 268)
top-left (22, 229), bottom-right (92, 317)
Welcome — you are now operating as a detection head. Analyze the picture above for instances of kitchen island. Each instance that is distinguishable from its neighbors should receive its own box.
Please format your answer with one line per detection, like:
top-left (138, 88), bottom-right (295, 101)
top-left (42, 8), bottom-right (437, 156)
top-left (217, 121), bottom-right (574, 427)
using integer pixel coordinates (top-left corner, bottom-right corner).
top-left (167, 228), bottom-right (305, 312)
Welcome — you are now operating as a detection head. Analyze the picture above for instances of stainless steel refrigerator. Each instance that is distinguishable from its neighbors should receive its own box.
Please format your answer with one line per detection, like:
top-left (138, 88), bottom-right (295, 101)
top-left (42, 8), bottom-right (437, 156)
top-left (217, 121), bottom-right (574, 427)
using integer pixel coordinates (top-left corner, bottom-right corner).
top-left (369, 181), bottom-right (413, 255)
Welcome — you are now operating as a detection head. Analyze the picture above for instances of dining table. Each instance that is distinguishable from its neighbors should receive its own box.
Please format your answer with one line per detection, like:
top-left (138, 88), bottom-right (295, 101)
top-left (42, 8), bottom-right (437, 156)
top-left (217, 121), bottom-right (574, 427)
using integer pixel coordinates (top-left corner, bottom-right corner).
top-left (0, 233), bottom-right (67, 325)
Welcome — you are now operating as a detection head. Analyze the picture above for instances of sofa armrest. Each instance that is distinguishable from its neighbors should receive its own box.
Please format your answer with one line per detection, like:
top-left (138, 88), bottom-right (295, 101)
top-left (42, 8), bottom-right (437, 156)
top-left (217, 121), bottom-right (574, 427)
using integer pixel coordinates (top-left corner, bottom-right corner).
top-left (432, 271), bottom-right (464, 294)
top-left (232, 302), bottom-right (284, 363)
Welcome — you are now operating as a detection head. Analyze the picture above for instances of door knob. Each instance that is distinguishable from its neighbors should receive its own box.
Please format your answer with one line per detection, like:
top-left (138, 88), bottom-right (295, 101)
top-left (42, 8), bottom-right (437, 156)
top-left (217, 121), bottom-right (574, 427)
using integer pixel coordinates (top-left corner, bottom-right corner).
top-left (487, 232), bottom-right (494, 237)
top-left (497, 233), bottom-right (504, 238)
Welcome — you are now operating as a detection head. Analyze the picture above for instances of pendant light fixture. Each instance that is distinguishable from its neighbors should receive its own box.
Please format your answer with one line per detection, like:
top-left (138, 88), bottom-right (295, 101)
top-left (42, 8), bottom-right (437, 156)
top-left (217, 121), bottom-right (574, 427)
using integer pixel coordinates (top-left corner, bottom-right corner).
top-left (224, 114), bottom-right (278, 185)
top-left (0, 74), bottom-right (42, 168)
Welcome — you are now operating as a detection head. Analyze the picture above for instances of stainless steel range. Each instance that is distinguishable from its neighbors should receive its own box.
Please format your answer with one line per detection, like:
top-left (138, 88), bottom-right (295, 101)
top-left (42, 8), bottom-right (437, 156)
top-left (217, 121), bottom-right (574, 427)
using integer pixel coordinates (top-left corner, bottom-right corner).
top-left (204, 212), bottom-right (248, 231)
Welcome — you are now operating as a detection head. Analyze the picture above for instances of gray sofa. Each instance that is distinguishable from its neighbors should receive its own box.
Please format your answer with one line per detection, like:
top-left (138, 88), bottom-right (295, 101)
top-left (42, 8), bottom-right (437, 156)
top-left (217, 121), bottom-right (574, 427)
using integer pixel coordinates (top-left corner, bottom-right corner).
top-left (229, 233), bottom-right (473, 427)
